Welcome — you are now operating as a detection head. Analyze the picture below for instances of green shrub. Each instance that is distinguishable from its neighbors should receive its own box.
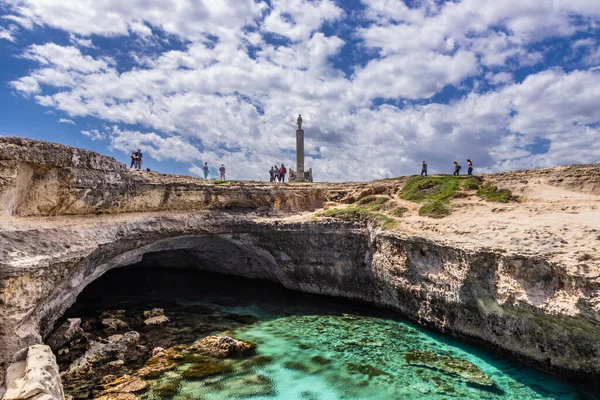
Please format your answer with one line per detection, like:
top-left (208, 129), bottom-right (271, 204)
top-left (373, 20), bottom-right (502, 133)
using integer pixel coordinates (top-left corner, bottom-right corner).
top-left (418, 200), bottom-right (451, 218)
top-left (477, 182), bottom-right (512, 202)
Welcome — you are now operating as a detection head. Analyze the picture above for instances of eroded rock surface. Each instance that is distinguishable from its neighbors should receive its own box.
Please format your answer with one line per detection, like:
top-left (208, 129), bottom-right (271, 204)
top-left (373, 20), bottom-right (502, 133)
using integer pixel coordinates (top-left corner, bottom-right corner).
top-left (1, 137), bottom-right (600, 391)
top-left (2, 345), bottom-right (65, 400)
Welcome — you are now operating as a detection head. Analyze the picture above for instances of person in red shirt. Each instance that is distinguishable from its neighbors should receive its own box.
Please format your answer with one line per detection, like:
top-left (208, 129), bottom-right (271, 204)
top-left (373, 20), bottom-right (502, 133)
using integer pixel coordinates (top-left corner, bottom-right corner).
top-left (278, 164), bottom-right (287, 182)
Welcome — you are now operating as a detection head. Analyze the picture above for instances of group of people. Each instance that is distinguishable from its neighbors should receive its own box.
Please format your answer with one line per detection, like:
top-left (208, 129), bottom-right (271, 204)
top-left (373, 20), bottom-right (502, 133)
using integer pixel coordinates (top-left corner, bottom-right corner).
top-left (200, 162), bottom-right (227, 180)
top-left (269, 164), bottom-right (287, 182)
top-left (421, 159), bottom-right (474, 176)
top-left (129, 149), bottom-right (143, 169)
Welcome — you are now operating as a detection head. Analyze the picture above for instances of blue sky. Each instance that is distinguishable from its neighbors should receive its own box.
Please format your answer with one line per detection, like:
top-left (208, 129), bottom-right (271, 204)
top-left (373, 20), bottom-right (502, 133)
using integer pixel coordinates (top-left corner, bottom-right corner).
top-left (1, 0), bottom-right (599, 181)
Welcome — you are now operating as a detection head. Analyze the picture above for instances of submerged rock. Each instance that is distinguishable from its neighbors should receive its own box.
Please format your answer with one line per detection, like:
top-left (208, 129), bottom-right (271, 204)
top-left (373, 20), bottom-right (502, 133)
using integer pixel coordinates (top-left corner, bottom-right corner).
top-left (180, 361), bottom-right (234, 380)
top-left (191, 335), bottom-right (256, 358)
top-left (151, 378), bottom-right (181, 398)
top-left (404, 350), bottom-right (495, 387)
top-left (101, 374), bottom-right (147, 395)
top-left (217, 374), bottom-right (275, 397)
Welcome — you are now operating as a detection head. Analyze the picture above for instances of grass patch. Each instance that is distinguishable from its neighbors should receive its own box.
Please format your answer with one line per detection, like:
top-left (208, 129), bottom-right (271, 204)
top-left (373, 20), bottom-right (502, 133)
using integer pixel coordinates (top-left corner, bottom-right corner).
top-left (461, 178), bottom-right (480, 190)
top-left (320, 207), bottom-right (397, 230)
top-left (401, 176), bottom-right (463, 203)
top-left (477, 182), bottom-right (512, 203)
top-left (401, 176), bottom-right (475, 218)
top-left (418, 200), bottom-right (451, 218)
top-left (357, 196), bottom-right (390, 211)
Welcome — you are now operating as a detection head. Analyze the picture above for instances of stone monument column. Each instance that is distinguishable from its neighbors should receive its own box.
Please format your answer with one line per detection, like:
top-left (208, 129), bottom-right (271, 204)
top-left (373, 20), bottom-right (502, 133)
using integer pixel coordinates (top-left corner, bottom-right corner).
top-left (296, 127), bottom-right (305, 181)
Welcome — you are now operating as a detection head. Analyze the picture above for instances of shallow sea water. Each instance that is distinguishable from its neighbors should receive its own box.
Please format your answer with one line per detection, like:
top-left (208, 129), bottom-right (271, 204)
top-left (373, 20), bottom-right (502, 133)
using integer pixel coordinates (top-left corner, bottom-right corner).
top-left (69, 268), bottom-right (599, 400)
top-left (159, 302), bottom-right (597, 400)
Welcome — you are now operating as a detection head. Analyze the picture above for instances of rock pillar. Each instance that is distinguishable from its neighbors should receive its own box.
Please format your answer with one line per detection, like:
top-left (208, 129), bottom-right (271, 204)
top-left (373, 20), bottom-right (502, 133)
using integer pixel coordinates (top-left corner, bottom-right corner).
top-left (296, 129), bottom-right (305, 181)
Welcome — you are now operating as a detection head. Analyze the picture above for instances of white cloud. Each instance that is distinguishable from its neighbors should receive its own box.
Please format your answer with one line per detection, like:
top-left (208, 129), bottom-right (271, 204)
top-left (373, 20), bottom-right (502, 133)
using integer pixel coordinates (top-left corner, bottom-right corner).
top-left (261, 0), bottom-right (343, 42)
top-left (81, 129), bottom-right (105, 141)
top-left (0, 25), bottom-right (18, 42)
top-left (58, 118), bottom-right (75, 125)
top-left (107, 126), bottom-right (203, 164)
top-left (68, 34), bottom-right (95, 48)
top-left (5, 1), bottom-right (600, 181)
top-left (351, 50), bottom-right (479, 100)
top-left (486, 71), bottom-right (514, 86)
top-left (2, 0), bottom-right (266, 39)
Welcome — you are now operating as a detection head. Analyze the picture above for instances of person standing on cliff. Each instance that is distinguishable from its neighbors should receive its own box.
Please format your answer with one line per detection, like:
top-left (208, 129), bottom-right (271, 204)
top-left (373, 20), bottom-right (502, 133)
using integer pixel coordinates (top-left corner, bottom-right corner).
top-left (134, 149), bottom-right (143, 169)
top-left (453, 161), bottom-right (461, 176)
top-left (269, 166), bottom-right (276, 182)
top-left (219, 164), bottom-right (226, 180)
top-left (202, 162), bottom-right (210, 179)
top-left (467, 159), bottom-right (473, 175)
top-left (274, 165), bottom-right (279, 181)
top-left (421, 161), bottom-right (427, 176)
top-left (279, 164), bottom-right (287, 182)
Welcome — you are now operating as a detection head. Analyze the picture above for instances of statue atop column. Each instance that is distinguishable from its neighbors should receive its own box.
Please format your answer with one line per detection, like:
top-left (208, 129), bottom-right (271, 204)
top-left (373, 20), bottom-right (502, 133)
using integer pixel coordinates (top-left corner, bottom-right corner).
top-left (296, 114), bottom-right (302, 130)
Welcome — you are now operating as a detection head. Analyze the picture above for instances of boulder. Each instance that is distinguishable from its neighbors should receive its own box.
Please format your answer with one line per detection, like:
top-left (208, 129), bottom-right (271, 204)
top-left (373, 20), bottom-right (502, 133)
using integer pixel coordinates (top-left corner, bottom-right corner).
top-left (135, 346), bottom-right (184, 379)
top-left (142, 308), bottom-right (164, 319)
top-left (143, 315), bottom-right (169, 326)
top-left (64, 332), bottom-right (140, 378)
top-left (190, 336), bottom-right (256, 358)
top-left (101, 318), bottom-right (129, 332)
top-left (3, 345), bottom-right (65, 400)
top-left (46, 318), bottom-right (84, 351)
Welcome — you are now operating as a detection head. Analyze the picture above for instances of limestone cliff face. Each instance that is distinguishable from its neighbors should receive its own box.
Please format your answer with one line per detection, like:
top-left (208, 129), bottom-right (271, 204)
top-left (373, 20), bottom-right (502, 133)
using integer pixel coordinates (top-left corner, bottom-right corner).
top-left (1, 137), bottom-right (600, 389)
top-left (0, 137), bottom-right (335, 216)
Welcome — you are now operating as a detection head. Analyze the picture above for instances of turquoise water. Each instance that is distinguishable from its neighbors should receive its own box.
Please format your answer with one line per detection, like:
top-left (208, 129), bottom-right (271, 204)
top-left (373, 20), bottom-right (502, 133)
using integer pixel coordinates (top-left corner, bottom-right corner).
top-left (69, 268), bottom-right (599, 399)
top-left (152, 303), bottom-right (596, 400)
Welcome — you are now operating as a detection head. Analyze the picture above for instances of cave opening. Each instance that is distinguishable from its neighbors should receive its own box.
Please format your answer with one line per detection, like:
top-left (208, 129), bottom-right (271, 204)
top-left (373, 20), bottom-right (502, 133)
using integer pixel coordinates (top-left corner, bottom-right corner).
top-left (51, 253), bottom-right (600, 400)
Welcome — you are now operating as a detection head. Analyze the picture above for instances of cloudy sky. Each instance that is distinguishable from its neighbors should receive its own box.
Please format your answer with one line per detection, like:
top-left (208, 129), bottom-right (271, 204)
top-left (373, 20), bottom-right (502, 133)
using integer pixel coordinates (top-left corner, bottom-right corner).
top-left (1, 0), bottom-right (599, 181)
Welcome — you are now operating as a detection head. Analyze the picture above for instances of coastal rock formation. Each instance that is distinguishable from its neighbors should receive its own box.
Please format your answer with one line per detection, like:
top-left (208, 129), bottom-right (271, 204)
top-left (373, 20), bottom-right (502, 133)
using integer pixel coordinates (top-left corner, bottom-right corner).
top-left (191, 336), bottom-right (256, 358)
top-left (1, 137), bottom-right (599, 393)
top-left (2, 345), bottom-right (65, 400)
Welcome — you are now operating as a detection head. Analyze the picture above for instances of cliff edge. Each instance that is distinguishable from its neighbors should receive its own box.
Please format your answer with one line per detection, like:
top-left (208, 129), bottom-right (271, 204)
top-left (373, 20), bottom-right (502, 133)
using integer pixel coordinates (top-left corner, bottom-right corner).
top-left (1, 137), bottom-right (599, 396)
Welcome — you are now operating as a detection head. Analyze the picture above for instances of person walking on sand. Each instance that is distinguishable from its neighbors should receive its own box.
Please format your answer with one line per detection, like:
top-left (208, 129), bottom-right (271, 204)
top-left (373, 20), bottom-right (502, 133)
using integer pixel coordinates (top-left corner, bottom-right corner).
top-left (279, 164), bottom-right (287, 182)
top-left (202, 162), bottom-right (210, 179)
top-left (219, 164), bottom-right (226, 180)
top-left (421, 161), bottom-right (427, 176)
top-left (453, 161), bottom-right (461, 176)
top-left (467, 159), bottom-right (473, 175)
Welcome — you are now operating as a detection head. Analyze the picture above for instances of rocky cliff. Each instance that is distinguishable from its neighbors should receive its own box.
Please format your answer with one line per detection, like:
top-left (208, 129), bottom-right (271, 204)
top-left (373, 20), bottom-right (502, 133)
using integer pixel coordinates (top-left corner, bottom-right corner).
top-left (1, 137), bottom-right (599, 396)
